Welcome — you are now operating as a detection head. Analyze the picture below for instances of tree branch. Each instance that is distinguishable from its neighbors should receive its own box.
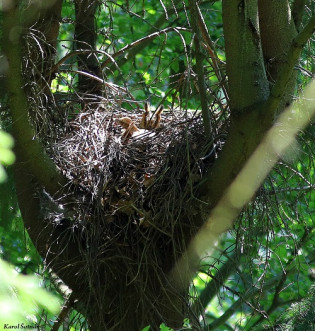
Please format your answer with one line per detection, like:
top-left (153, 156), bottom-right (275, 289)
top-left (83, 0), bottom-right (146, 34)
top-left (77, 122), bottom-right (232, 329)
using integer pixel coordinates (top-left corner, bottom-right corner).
top-left (292, 0), bottom-right (307, 30)
top-left (195, 5), bottom-right (229, 103)
top-left (3, 3), bottom-right (66, 195)
top-left (170, 79), bottom-right (315, 309)
top-left (205, 274), bottom-right (288, 330)
top-left (74, 0), bottom-right (100, 94)
top-left (258, 0), bottom-right (298, 111)
top-left (197, 12), bottom-right (314, 207)
top-left (192, 249), bottom-right (241, 314)
top-left (222, 0), bottom-right (269, 111)
top-left (101, 0), bottom-right (183, 71)
top-left (264, 14), bottom-right (315, 122)
top-left (208, 227), bottom-right (312, 331)
top-left (249, 226), bottom-right (313, 328)
top-left (2, 3), bottom-right (87, 304)
top-left (100, 27), bottom-right (190, 70)
top-left (188, 0), bottom-right (211, 138)
top-left (52, 293), bottom-right (75, 331)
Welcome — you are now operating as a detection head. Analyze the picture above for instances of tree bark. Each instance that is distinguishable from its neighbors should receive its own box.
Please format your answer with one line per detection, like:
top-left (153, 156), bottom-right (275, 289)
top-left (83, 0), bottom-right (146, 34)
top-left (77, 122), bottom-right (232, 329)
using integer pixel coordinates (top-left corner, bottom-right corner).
top-left (3, 0), bottom-right (88, 315)
top-left (222, 0), bottom-right (269, 111)
top-left (197, 0), bottom-right (269, 204)
top-left (74, 0), bottom-right (101, 94)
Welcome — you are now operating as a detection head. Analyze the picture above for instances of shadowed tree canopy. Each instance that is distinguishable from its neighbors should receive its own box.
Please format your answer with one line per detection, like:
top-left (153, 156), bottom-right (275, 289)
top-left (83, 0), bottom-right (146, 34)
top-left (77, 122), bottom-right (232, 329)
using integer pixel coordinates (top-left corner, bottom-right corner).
top-left (0, 0), bottom-right (314, 330)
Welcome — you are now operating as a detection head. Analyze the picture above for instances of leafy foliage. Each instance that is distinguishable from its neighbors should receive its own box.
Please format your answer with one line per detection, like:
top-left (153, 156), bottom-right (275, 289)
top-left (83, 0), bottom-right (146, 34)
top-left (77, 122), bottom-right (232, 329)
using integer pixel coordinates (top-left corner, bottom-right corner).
top-left (0, 131), bottom-right (60, 329)
top-left (261, 285), bottom-right (315, 331)
top-left (0, 130), bottom-right (15, 182)
top-left (0, 259), bottom-right (60, 327)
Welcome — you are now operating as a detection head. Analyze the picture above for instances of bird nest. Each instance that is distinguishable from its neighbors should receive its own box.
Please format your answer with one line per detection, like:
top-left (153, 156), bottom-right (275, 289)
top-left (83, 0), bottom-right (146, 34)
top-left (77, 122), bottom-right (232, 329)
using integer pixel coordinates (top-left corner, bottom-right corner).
top-left (36, 95), bottom-right (227, 327)
top-left (49, 100), bottom-right (219, 230)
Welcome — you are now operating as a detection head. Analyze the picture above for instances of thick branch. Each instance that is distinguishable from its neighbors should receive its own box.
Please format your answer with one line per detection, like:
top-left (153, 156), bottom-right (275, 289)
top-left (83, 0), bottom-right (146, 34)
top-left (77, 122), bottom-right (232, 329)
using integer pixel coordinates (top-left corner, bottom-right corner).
top-left (222, 0), bottom-right (269, 111)
top-left (197, 10), bottom-right (314, 205)
top-left (264, 14), bottom-right (315, 122)
top-left (74, 0), bottom-right (100, 93)
top-left (259, 0), bottom-right (297, 80)
top-left (292, 0), bottom-right (307, 30)
top-left (170, 79), bottom-right (315, 305)
top-left (3, 3), bottom-right (86, 305)
top-left (3, 4), bottom-right (66, 195)
top-left (258, 0), bottom-right (298, 110)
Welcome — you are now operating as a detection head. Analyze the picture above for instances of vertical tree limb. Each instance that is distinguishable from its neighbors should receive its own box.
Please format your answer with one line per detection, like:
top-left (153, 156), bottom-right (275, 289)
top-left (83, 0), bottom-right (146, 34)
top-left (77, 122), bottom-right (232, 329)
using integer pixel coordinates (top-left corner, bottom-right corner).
top-left (292, 0), bottom-right (307, 30)
top-left (3, 2), bottom-right (85, 307)
top-left (258, 0), bottom-right (297, 109)
top-left (264, 14), bottom-right (315, 122)
top-left (3, 3), bottom-right (66, 195)
top-left (195, 5), bottom-right (229, 104)
top-left (222, 0), bottom-right (269, 111)
top-left (188, 0), bottom-right (212, 138)
top-left (74, 0), bottom-right (100, 94)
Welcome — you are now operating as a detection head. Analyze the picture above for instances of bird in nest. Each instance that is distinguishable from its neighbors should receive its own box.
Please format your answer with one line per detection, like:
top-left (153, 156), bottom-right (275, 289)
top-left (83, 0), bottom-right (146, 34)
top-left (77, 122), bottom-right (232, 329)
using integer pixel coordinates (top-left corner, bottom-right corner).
top-left (139, 102), bottom-right (164, 130)
top-left (116, 103), bottom-right (164, 141)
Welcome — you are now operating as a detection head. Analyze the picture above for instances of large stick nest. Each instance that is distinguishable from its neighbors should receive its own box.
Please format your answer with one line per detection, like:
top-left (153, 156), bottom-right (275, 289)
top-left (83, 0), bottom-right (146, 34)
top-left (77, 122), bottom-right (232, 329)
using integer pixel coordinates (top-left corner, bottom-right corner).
top-left (47, 97), bottom-right (223, 236)
top-left (36, 94), bottom-right (227, 326)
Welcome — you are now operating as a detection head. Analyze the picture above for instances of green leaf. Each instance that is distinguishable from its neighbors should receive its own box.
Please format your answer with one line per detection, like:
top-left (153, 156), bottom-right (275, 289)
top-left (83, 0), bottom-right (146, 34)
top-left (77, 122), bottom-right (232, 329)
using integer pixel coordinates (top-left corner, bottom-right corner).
top-left (0, 147), bottom-right (15, 165)
top-left (0, 166), bottom-right (7, 182)
top-left (147, 9), bottom-right (156, 15)
top-left (0, 130), bottom-right (14, 149)
top-left (160, 323), bottom-right (173, 331)
top-left (0, 260), bottom-right (60, 324)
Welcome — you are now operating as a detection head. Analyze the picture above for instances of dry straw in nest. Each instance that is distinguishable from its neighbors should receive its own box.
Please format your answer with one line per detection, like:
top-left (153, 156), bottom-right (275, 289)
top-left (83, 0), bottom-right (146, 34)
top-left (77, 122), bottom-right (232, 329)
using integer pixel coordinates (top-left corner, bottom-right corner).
top-left (50, 101), bottom-right (222, 233)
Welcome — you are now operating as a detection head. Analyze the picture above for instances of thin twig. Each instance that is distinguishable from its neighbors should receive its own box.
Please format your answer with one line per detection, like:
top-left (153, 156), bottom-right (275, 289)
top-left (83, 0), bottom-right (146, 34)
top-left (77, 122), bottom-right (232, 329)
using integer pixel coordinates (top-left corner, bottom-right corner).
top-left (195, 5), bottom-right (229, 103)
top-left (52, 293), bottom-right (75, 331)
top-left (100, 27), bottom-right (191, 69)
